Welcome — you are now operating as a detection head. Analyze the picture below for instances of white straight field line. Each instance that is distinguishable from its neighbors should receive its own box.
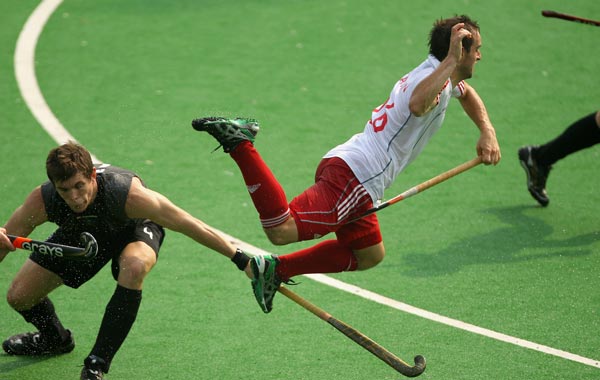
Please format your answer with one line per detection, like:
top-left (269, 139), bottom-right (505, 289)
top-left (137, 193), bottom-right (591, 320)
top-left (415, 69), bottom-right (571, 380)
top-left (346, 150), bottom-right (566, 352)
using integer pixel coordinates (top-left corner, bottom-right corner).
top-left (224, 234), bottom-right (600, 369)
top-left (16, 0), bottom-right (600, 371)
top-left (305, 273), bottom-right (600, 369)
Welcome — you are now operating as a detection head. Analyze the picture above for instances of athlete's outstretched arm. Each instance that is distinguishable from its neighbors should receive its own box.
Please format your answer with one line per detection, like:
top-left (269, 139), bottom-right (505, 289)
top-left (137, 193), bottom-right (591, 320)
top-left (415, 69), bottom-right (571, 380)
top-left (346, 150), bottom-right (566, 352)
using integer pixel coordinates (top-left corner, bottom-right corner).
top-left (0, 187), bottom-right (48, 262)
top-left (458, 83), bottom-right (501, 165)
top-left (125, 178), bottom-right (239, 259)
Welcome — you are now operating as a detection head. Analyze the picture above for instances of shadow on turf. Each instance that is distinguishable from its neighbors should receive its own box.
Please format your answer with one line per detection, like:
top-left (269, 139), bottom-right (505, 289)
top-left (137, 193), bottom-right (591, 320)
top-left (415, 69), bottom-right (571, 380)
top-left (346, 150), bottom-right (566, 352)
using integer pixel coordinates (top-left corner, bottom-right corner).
top-left (397, 205), bottom-right (600, 277)
top-left (0, 353), bottom-right (56, 375)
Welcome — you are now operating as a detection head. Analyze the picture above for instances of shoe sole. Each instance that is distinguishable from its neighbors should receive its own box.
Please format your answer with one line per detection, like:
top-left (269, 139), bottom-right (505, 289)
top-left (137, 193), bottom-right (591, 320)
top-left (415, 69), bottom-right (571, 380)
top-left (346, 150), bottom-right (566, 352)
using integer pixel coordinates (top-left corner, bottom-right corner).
top-left (518, 149), bottom-right (549, 207)
top-left (2, 331), bottom-right (75, 356)
top-left (251, 257), bottom-right (269, 312)
top-left (3, 342), bottom-right (75, 356)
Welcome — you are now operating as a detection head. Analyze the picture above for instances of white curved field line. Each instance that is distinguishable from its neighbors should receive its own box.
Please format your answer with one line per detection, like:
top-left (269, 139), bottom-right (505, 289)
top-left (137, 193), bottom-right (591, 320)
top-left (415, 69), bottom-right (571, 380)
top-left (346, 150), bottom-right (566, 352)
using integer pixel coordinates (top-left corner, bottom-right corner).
top-left (14, 0), bottom-right (100, 163)
top-left (15, 0), bottom-right (600, 370)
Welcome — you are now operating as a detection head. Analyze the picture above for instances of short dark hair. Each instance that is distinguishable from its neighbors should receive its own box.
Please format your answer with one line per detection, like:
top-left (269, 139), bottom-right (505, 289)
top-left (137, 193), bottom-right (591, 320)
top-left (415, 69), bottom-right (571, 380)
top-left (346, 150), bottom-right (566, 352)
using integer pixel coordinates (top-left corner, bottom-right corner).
top-left (428, 15), bottom-right (480, 61)
top-left (46, 142), bottom-right (94, 183)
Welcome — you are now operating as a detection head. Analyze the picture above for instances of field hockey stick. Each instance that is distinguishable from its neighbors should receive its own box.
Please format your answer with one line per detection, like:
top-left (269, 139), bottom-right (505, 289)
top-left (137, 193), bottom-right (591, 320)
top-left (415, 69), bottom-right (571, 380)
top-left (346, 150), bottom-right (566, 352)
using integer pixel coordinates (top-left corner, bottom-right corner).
top-left (542, 10), bottom-right (600, 27)
top-left (348, 156), bottom-right (483, 223)
top-left (278, 286), bottom-right (426, 377)
top-left (8, 232), bottom-right (98, 260)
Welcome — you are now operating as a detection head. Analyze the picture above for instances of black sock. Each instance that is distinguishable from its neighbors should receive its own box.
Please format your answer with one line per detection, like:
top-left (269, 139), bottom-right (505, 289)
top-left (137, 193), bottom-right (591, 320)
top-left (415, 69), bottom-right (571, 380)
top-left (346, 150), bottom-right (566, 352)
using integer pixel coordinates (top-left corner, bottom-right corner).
top-left (535, 112), bottom-right (600, 166)
top-left (88, 285), bottom-right (142, 372)
top-left (18, 297), bottom-right (69, 343)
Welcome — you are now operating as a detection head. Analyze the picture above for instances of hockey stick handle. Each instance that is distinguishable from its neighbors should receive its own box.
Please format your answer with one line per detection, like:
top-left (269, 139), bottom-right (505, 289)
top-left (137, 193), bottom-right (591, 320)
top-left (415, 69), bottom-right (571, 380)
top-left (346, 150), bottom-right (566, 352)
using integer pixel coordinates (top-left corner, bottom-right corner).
top-left (278, 286), bottom-right (426, 377)
top-left (542, 10), bottom-right (600, 27)
top-left (8, 233), bottom-right (98, 259)
top-left (354, 156), bottom-right (482, 221)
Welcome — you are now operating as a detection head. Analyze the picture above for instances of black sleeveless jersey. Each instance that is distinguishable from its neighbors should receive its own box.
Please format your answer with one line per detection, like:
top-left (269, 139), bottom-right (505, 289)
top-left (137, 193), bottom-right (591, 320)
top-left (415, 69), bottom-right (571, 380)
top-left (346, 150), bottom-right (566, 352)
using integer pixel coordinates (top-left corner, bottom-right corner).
top-left (41, 164), bottom-right (143, 241)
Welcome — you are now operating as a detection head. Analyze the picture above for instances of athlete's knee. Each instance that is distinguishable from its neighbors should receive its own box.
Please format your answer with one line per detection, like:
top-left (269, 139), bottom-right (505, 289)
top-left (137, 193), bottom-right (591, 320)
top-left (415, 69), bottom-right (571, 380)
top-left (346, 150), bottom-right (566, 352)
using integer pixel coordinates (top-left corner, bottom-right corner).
top-left (356, 253), bottom-right (385, 270)
top-left (119, 255), bottom-right (155, 282)
top-left (6, 285), bottom-right (30, 311)
top-left (354, 244), bottom-right (386, 270)
top-left (6, 289), bottom-right (20, 310)
top-left (263, 219), bottom-right (299, 246)
top-left (264, 227), bottom-right (296, 245)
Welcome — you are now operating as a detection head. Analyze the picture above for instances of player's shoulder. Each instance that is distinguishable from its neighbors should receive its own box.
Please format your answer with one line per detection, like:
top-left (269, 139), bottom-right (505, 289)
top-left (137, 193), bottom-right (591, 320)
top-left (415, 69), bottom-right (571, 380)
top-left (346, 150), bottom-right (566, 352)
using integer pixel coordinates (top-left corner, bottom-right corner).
top-left (96, 164), bottom-right (141, 192)
top-left (96, 164), bottom-right (141, 183)
top-left (95, 163), bottom-right (135, 176)
top-left (411, 56), bottom-right (438, 77)
top-left (26, 185), bottom-right (46, 206)
top-left (391, 57), bottom-right (435, 97)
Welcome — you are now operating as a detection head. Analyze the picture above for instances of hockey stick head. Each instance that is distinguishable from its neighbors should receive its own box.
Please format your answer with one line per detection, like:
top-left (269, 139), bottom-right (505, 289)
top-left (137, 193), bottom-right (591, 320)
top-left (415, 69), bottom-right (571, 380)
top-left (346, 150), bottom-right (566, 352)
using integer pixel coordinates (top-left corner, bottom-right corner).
top-left (78, 232), bottom-right (98, 260)
top-left (403, 355), bottom-right (426, 377)
top-left (8, 233), bottom-right (98, 260)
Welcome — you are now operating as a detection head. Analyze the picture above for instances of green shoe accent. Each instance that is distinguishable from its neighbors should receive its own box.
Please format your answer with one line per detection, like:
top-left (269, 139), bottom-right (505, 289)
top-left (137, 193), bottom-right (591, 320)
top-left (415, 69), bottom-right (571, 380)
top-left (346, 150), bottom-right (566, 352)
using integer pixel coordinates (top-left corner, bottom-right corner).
top-left (192, 116), bottom-right (260, 153)
top-left (250, 255), bottom-right (281, 313)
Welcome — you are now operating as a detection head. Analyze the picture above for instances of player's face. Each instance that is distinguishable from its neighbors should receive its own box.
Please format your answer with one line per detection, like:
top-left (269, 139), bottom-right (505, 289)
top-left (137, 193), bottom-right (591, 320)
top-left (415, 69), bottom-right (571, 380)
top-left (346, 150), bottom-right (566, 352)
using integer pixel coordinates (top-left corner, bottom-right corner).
top-left (459, 30), bottom-right (482, 79)
top-left (54, 169), bottom-right (97, 213)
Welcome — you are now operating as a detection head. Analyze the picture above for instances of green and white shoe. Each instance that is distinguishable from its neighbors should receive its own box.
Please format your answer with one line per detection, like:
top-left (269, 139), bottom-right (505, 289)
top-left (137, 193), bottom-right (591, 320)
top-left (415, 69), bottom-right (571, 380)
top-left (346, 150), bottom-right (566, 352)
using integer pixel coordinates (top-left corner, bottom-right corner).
top-left (192, 117), bottom-right (260, 153)
top-left (250, 255), bottom-right (282, 313)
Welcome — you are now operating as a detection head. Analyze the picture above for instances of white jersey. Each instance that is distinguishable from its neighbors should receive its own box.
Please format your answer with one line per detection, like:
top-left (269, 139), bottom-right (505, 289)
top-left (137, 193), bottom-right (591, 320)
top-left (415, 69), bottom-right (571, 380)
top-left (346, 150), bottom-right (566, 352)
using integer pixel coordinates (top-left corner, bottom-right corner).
top-left (324, 55), bottom-right (465, 203)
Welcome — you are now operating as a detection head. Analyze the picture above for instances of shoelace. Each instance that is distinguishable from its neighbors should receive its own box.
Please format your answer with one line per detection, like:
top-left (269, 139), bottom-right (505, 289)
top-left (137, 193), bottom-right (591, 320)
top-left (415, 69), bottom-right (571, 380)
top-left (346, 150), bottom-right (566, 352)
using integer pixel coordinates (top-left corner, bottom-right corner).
top-left (280, 278), bottom-right (299, 287)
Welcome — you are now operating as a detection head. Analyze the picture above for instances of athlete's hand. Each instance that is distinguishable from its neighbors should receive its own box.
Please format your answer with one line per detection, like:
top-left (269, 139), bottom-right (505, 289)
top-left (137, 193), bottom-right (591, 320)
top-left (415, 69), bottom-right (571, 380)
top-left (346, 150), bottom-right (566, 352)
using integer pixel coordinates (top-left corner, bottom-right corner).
top-left (0, 227), bottom-right (16, 263)
top-left (448, 23), bottom-right (472, 63)
top-left (476, 128), bottom-right (501, 165)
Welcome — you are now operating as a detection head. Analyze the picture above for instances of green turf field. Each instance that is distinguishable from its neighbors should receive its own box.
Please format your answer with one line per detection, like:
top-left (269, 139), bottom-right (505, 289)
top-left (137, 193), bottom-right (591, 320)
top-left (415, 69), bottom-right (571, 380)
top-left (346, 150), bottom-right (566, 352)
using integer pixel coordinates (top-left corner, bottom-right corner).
top-left (1, 0), bottom-right (599, 379)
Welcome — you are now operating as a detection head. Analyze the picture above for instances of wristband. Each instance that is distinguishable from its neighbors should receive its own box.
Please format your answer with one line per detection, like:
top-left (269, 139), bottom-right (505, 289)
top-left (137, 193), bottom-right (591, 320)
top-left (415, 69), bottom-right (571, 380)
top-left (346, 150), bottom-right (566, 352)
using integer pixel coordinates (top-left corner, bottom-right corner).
top-left (231, 249), bottom-right (250, 271)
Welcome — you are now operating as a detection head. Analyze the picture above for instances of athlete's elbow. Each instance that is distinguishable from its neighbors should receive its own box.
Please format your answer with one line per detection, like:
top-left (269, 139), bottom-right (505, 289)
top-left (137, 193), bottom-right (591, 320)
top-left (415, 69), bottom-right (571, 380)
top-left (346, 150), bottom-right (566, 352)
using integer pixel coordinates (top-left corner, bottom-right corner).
top-left (409, 99), bottom-right (426, 116)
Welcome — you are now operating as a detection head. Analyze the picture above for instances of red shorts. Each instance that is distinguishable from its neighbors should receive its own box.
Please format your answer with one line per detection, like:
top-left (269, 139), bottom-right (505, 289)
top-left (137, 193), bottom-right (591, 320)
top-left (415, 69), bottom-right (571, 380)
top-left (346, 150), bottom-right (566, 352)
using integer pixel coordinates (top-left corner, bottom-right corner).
top-left (289, 157), bottom-right (382, 250)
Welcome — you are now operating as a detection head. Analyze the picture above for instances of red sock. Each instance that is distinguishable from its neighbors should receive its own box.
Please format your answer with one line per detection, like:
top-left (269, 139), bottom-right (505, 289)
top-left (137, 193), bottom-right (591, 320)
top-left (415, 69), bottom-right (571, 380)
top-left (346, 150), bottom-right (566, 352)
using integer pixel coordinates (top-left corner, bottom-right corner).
top-left (230, 141), bottom-right (290, 227)
top-left (276, 240), bottom-right (358, 280)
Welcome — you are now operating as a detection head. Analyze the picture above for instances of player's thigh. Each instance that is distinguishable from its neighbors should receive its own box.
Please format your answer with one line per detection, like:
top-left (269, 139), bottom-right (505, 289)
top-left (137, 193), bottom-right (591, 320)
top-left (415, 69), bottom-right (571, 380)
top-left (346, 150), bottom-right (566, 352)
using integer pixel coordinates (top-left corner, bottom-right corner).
top-left (7, 259), bottom-right (63, 310)
top-left (336, 212), bottom-right (383, 270)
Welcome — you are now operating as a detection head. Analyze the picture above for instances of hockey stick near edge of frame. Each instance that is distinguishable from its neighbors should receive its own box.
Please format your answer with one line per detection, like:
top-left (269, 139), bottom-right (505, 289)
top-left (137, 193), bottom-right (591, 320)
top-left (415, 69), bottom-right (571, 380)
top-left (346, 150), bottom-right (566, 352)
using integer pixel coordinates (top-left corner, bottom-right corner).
top-left (542, 10), bottom-right (600, 27)
top-left (8, 232), bottom-right (98, 260)
top-left (278, 285), bottom-right (426, 378)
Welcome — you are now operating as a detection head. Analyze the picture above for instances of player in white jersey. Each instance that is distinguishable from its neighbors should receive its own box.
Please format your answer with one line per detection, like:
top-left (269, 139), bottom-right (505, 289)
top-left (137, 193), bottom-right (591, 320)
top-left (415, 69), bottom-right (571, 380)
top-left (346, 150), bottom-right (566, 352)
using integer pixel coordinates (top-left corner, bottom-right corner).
top-left (193, 15), bottom-right (501, 313)
top-left (325, 57), bottom-right (468, 203)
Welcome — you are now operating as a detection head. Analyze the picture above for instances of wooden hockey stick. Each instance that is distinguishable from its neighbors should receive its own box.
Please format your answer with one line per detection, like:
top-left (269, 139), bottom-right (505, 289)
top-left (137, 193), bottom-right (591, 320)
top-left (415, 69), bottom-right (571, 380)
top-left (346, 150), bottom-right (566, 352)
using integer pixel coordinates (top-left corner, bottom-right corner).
top-left (279, 286), bottom-right (426, 377)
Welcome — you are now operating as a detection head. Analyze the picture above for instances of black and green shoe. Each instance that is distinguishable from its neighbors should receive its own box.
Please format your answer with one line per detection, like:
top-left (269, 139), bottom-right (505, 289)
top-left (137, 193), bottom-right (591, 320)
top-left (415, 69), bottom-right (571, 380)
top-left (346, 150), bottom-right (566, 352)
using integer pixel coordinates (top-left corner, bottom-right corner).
top-left (192, 117), bottom-right (260, 152)
top-left (250, 254), bottom-right (282, 313)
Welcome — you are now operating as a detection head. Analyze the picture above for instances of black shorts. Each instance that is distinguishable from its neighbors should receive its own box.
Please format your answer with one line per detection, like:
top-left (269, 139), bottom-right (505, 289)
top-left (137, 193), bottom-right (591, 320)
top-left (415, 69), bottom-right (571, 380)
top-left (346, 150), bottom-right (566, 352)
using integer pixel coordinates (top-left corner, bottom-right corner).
top-left (30, 219), bottom-right (165, 288)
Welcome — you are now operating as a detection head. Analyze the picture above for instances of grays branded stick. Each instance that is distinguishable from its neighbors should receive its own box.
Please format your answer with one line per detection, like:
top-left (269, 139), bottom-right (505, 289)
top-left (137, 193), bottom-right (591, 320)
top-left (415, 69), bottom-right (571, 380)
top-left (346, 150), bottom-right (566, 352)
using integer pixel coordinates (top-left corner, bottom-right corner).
top-left (278, 286), bottom-right (426, 377)
top-left (542, 10), bottom-right (600, 27)
top-left (348, 156), bottom-right (483, 223)
top-left (8, 232), bottom-right (98, 260)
